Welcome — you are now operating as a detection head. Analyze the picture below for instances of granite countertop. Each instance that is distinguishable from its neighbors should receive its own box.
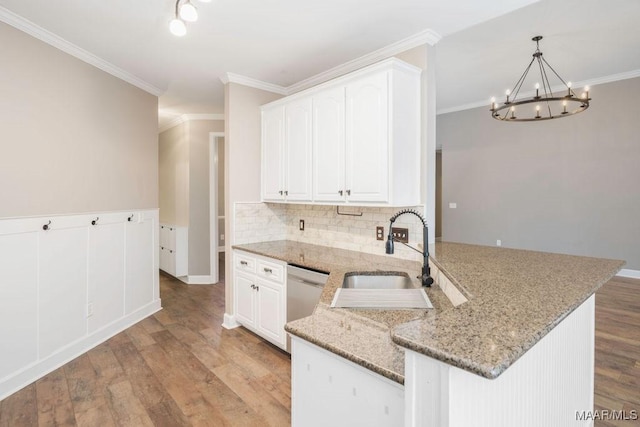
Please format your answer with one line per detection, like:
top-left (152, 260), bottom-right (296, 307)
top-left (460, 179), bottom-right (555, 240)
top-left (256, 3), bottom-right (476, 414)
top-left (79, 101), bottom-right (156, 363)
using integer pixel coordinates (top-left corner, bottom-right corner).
top-left (232, 240), bottom-right (623, 382)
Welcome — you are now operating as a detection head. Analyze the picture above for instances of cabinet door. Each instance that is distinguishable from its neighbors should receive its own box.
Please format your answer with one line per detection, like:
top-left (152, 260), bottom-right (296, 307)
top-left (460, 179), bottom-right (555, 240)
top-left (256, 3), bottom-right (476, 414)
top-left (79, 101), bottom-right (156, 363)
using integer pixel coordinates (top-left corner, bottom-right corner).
top-left (345, 71), bottom-right (390, 203)
top-left (285, 97), bottom-right (313, 201)
top-left (255, 279), bottom-right (285, 347)
top-left (235, 272), bottom-right (256, 327)
top-left (313, 86), bottom-right (346, 202)
top-left (262, 105), bottom-right (285, 201)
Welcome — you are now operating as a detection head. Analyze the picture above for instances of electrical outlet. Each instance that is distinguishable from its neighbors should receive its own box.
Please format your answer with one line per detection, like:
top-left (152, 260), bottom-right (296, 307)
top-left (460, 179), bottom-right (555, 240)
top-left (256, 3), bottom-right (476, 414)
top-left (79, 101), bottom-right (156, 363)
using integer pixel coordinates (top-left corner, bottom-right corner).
top-left (496, 239), bottom-right (502, 247)
top-left (376, 226), bottom-right (384, 240)
top-left (299, 219), bottom-right (305, 231)
top-left (392, 227), bottom-right (409, 243)
top-left (220, 234), bottom-right (225, 241)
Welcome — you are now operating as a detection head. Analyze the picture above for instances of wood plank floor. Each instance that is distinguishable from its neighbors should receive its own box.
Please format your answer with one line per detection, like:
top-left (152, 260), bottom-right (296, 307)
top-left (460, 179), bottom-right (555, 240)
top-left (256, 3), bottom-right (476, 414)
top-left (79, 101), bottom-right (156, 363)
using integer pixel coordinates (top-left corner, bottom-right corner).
top-left (594, 276), bottom-right (640, 427)
top-left (0, 269), bottom-right (638, 426)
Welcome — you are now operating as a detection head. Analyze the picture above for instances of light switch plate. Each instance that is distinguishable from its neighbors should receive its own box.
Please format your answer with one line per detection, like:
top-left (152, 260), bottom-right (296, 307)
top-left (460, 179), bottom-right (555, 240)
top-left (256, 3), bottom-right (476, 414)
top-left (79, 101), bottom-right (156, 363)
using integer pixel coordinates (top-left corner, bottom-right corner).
top-left (392, 227), bottom-right (409, 243)
top-left (299, 219), bottom-right (305, 231)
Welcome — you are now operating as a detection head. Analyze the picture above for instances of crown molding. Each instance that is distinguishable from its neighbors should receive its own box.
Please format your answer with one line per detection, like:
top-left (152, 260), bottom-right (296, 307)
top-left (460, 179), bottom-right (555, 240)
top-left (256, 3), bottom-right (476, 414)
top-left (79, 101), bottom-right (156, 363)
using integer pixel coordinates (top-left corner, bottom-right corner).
top-left (287, 29), bottom-right (441, 94)
top-left (220, 72), bottom-right (288, 95)
top-left (158, 113), bottom-right (225, 133)
top-left (0, 6), bottom-right (164, 97)
top-left (220, 29), bottom-right (441, 97)
top-left (437, 68), bottom-right (640, 116)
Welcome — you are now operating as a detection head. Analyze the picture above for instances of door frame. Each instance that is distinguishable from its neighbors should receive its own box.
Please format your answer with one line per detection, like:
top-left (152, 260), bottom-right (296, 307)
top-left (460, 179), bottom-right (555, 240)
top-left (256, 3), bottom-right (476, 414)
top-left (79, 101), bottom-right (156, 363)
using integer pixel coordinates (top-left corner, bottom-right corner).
top-left (209, 132), bottom-right (224, 284)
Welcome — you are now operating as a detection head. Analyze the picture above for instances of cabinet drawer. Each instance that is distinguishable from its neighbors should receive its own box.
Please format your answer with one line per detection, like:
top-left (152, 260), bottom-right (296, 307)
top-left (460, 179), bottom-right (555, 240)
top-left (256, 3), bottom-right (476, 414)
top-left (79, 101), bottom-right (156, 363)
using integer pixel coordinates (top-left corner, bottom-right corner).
top-left (235, 252), bottom-right (256, 274)
top-left (256, 259), bottom-right (284, 284)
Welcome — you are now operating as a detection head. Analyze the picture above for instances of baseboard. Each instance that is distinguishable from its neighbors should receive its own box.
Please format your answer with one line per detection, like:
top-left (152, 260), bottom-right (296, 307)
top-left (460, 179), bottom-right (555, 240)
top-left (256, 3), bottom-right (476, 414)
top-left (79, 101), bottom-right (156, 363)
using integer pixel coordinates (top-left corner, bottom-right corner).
top-left (222, 313), bottom-right (240, 329)
top-left (617, 269), bottom-right (640, 279)
top-left (177, 275), bottom-right (218, 285)
top-left (0, 300), bottom-right (161, 401)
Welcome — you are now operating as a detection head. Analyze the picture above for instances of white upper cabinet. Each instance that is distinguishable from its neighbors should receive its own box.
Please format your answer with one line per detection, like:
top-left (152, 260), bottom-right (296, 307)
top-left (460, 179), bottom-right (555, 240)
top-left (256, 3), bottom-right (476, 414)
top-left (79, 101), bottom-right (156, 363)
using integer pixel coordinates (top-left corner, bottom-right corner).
top-left (313, 86), bottom-right (345, 202)
top-left (262, 58), bottom-right (420, 206)
top-left (262, 98), bottom-right (313, 202)
top-left (284, 97), bottom-right (313, 201)
top-left (262, 105), bottom-right (285, 201)
top-left (345, 71), bottom-right (390, 203)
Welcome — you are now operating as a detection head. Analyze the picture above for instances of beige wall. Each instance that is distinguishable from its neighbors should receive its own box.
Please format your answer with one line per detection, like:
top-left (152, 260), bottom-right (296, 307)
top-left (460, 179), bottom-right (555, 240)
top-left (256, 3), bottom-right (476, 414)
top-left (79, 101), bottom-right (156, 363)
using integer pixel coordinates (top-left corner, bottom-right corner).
top-left (158, 119), bottom-right (224, 276)
top-left (224, 83), bottom-right (283, 311)
top-left (158, 123), bottom-right (189, 225)
top-left (439, 77), bottom-right (640, 270)
top-left (0, 22), bottom-right (158, 218)
top-left (189, 120), bottom-right (223, 275)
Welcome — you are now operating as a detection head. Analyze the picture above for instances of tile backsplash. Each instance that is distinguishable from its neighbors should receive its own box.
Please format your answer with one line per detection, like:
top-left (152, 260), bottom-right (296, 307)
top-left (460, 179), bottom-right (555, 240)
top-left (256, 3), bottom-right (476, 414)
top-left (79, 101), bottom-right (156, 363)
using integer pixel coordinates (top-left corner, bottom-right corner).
top-left (234, 202), bottom-right (426, 262)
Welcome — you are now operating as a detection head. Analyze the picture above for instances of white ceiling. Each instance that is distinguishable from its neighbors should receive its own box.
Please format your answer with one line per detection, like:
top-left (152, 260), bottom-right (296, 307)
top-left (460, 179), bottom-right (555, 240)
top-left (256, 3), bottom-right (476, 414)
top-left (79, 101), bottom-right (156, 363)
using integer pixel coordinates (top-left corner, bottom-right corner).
top-left (1, 0), bottom-right (638, 129)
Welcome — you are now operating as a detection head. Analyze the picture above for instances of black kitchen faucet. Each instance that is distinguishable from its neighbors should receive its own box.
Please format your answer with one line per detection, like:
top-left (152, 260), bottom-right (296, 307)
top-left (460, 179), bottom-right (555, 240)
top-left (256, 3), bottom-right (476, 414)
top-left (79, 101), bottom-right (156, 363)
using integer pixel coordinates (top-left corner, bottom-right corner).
top-left (385, 209), bottom-right (434, 287)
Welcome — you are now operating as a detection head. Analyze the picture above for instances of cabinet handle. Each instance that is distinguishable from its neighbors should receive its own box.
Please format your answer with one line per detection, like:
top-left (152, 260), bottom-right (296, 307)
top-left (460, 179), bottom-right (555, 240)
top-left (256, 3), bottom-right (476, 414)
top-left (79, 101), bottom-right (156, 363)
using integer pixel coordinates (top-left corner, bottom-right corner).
top-left (284, 190), bottom-right (288, 196)
top-left (256, 286), bottom-right (259, 292)
top-left (338, 190), bottom-right (343, 196)
top-left (251, 284), bottom-right (256, 289)
top-left (91, 217), bottom-right (99, 226)
top-left (170, 250), bottom-right (173, 253)
top-left (346, 189), bottom-right (351, 196)
top-left (42, 220), bottom-right (51, 231)
top-left (263, 267), bottom-right (273, 274)
top-left (279, 190), bottom-right (283, 195)
top-left (240, 260), bottom-right (248, 266)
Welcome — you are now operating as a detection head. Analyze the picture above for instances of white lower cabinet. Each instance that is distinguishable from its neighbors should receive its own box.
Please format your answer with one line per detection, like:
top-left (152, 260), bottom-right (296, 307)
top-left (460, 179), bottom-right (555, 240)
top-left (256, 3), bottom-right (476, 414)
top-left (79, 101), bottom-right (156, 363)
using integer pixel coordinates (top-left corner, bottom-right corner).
top-left (233, 250), bottom-right (286, 349)
top-left (159, 224), bottom-right (187, 277)
top-left (291, 337), bottom-right (404, 427)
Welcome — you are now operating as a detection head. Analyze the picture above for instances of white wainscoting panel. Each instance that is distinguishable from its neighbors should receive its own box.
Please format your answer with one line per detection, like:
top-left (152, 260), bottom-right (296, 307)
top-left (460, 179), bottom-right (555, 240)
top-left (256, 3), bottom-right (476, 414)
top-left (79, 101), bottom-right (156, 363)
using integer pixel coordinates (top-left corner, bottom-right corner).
top-left (88, 221), bottom-right (125, 334)
top-left (0, 232), bottom-right (38, 380)
top-left (125, 218), bottom-right (155, 314)
top-left (39, 227), bottom-right (88, 359)
top-left (0, 209), bottom-right (160, 401)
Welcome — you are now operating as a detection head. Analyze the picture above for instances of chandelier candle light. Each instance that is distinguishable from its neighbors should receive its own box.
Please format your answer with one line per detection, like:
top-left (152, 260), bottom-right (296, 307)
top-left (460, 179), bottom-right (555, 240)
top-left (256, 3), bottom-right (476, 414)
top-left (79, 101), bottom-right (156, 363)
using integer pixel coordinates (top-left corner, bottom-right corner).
top-left (169, 0), bottom-right (211, 37)
top-left (490, 36), bottom-right (591, 122)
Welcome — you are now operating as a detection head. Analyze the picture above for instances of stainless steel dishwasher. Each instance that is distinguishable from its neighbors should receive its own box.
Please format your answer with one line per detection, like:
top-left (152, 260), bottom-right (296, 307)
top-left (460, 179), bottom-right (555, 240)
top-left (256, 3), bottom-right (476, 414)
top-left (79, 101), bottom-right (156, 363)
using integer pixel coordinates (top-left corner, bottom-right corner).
top-left (286, 264), bottom-right (328, 352)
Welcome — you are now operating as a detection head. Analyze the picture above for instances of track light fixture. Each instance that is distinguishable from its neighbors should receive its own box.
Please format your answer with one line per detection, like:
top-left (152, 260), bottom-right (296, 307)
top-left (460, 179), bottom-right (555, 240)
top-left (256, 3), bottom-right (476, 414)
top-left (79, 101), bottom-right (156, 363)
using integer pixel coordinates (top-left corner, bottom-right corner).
top-left (169, 0), bottom-right (209, 37)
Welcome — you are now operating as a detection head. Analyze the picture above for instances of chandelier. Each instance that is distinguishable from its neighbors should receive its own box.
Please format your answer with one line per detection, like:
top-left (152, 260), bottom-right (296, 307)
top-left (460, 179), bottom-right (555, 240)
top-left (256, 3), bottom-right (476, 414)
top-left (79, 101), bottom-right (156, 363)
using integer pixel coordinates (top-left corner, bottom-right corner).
top-left (169, 0), bottom-right (211, 37)
top-left (490, 36), bottom-right (591, 122)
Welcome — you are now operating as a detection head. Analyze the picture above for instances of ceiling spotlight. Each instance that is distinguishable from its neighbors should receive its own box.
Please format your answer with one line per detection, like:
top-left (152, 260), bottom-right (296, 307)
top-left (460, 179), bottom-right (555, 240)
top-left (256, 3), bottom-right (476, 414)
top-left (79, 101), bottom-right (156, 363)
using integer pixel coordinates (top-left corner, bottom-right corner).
top-left (169, 18), bottom-right (187, 37)
top-left (179, 1), bottom-right (198, 22)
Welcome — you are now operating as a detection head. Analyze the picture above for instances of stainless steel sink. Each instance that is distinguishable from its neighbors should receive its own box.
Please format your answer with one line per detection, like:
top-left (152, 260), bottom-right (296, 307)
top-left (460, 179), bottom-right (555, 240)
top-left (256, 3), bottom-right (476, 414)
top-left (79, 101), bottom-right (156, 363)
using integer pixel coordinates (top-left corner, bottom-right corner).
top-left (342, 272), bottom-right (415, 289)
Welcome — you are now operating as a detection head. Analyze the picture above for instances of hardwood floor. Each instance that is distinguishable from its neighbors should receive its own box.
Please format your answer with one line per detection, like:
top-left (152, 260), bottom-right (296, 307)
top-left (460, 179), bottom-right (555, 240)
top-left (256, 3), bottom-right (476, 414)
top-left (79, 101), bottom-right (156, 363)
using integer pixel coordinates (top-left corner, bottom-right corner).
top-left (0, 270), bottom-right (637, 426)
top-left (594, 276), bottom-right (640, 427)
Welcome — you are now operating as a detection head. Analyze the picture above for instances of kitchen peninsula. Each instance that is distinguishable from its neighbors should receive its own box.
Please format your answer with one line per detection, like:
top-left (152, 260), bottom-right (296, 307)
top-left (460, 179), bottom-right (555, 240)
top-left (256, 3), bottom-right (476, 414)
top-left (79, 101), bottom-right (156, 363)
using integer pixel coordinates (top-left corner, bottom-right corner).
top-left (232, 240), bottom-right (623, 427)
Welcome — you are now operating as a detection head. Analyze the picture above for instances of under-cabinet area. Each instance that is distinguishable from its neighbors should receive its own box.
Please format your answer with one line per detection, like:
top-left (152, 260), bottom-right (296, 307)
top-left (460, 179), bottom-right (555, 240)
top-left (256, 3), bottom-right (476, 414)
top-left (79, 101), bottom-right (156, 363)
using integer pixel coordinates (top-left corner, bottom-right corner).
top-left (261, 58), bottom-right (421, 206)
